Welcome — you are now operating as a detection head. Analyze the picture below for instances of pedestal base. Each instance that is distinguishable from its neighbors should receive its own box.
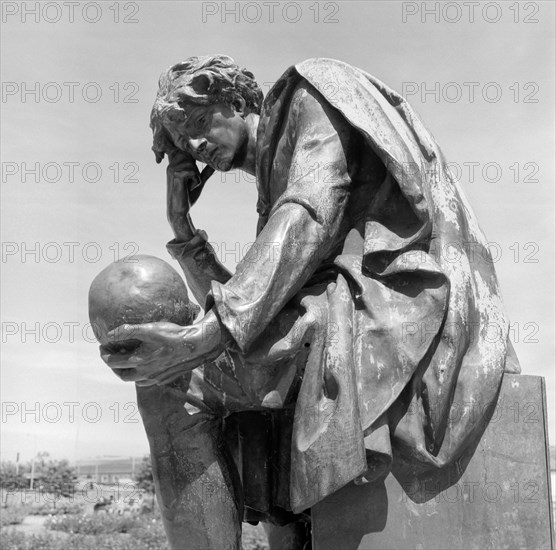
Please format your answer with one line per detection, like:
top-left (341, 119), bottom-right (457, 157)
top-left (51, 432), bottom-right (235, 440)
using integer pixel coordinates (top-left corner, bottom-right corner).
top-left (312, 375), bottom-right (554, 550)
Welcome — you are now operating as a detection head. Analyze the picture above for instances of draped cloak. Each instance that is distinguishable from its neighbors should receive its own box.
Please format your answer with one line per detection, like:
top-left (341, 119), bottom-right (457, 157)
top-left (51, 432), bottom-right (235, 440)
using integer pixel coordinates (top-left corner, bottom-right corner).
top-left (174, 58), bottom-right (521, 515)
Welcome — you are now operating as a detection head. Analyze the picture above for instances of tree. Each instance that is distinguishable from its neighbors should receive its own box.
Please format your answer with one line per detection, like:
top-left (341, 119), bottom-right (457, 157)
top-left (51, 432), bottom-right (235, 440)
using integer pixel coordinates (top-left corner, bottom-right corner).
top-left (134, 455), bottom-right (156, 509)
top-left (0, 461), bottom-right (27, 503)
top-left (134, 455), bottom-right (156, 512)
top-left (33, 453), bottom-right (77, 500)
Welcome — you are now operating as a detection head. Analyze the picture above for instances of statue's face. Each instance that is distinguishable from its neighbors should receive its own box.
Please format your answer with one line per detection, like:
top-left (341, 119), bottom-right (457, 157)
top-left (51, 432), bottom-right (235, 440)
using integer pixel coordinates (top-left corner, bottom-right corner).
top-left (180, 102), bottom-right (249, 172)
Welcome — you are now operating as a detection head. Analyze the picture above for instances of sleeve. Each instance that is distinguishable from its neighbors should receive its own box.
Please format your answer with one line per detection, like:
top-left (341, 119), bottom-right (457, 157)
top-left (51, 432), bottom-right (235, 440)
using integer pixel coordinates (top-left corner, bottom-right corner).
top-left (207, 82), bottom-right (354, 352)
top-left (167, 231), bottom-right (232, 308)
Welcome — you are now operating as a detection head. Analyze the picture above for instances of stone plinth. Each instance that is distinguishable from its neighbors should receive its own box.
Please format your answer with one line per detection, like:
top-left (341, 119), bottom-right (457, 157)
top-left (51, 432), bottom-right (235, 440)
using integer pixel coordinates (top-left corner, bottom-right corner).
top-left (312, 375), bottom-right (554, 550)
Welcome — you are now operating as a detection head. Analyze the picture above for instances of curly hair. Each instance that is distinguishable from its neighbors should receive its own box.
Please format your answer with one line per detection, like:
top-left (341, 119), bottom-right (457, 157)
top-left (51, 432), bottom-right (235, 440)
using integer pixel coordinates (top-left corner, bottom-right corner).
top-left (150, 55), bottom-right (264, 163)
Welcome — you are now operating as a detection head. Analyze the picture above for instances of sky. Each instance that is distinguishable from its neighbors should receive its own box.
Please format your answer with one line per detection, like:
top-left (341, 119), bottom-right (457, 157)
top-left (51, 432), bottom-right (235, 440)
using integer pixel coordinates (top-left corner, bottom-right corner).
top-left (1, 1), bottom-right (554, 463)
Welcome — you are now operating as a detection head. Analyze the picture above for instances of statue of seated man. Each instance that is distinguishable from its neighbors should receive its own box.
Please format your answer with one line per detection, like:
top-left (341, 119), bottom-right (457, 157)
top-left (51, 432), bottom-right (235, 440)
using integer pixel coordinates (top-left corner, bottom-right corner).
top-left (99, 55), bottom-right (521, 550)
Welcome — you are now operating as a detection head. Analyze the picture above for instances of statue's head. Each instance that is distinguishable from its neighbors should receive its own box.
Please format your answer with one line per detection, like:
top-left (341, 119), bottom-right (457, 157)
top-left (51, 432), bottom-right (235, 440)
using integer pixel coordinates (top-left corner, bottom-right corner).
top-left (150, 55), bottom-right (263, 171)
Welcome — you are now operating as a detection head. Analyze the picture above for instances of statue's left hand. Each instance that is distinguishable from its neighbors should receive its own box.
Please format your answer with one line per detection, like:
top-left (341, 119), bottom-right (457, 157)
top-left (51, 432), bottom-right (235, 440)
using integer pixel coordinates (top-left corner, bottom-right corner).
top-left (99, 310), bottom-right (225, 386)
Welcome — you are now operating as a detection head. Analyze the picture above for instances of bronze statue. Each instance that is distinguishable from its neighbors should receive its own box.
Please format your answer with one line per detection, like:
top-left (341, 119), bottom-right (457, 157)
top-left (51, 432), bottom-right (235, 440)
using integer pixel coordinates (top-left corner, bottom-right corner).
top-left (97, 55), bottom-right (521, 549)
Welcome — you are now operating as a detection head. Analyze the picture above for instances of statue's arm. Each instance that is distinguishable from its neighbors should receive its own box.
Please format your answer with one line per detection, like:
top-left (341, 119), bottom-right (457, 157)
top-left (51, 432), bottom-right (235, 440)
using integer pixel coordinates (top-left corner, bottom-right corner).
top-left (167, 227), bottom-right (232, 308)
top-left (208, 83), bottom-right (353, 352)
top-left (165, 153), bottom-right (232, 306)
top-left (102, 84), bottom-right (354, 382)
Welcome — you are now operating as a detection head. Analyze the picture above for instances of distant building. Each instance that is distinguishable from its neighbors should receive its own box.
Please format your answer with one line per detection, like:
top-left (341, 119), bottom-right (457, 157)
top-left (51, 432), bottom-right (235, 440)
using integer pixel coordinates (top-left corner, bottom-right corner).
top-left (76, 456), bottom-right (143, 484)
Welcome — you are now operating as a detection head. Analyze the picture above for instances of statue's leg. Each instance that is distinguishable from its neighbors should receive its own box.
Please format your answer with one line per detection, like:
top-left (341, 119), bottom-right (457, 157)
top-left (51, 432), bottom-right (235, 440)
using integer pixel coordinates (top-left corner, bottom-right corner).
top-left (136, 377), bottom-right (243, 550)
top-left (135, 346), bottom-right (307, 549)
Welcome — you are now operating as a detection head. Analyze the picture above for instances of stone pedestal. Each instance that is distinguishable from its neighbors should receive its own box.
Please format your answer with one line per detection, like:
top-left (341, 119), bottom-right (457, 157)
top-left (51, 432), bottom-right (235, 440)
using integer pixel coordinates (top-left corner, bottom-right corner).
top-left (312, 375), bottom-right (554, 550)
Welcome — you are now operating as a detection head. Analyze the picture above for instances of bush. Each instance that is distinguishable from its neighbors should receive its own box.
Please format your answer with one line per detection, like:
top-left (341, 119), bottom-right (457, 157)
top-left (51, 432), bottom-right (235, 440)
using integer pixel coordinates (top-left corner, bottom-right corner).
top-left (0, 530), bottom-right (131, 550)
top-left (0, 506), bottom-right (29, 527)
top-left (0, 530), bottom-right (63, 550)
top-left (126, 519), bottom-right (169, 550)
top-left (1, 511), bottom-right (266, 550)
top-left (30, 502), bottom-right (84, 516)
top-left (45, 513), bottom-right (140, 535)
top-left (2, 518), bottom-right (169, 550)
top-left (242, 523), bottom-right (269, 550)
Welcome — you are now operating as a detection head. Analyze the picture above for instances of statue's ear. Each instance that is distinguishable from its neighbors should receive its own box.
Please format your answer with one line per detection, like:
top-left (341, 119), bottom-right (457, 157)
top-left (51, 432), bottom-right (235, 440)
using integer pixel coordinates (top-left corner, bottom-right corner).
top-left (233, 95), bottom-right (247, 115)
top-left (189, 73), bottom-right (212, 95)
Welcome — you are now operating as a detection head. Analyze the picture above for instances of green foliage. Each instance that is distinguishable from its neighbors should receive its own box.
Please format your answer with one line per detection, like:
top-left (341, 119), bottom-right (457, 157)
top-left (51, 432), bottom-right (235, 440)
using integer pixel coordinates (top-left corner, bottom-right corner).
top-left (242, 523), bottom-right (271, 550)
top-left (45, 513), bottom-right (140, 535)
top-left (0, 529), bottom-right (169, 550)
top-left (0, 461), bottom-right (26, 490)
top-left (1, 453), bottom-right (78, 498)
top-left (0, 531), bottom-right (59, 550)
top-left (125, 519), bottom-right (170, 550)
top-left (133, 455), bottom-right (154, 495)
top-left (1, 523), bottom-right (267, 550)
top-left (30, 501), bottom-right (84, 516)
top-left (0, 506), bottom-right (29, 527)
top-left (1, 513), bottom-right (171, 550)
top-left (0, 503), bottom-right (268, 550)
top-left (33, 454), bottom-right (77, 498)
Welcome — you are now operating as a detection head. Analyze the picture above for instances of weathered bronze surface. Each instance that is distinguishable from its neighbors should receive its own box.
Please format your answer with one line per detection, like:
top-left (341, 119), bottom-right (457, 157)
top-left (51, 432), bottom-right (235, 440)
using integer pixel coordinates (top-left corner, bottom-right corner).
top-left (93, 56), bottom-right (539, 549)
top-left (89, 256), bottom-right (243, 548)
top-left (88, 254), bottom-right (198, 346)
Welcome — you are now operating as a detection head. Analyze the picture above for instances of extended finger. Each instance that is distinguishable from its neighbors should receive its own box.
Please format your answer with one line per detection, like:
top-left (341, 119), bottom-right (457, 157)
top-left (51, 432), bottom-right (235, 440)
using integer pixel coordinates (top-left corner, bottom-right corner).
top-left (135, 378), bottom-right (160, 387)
top-left (114, 368), bottom-right (148, 383)
top-left (101, 348), bottom-right (156, 369)
top-left (100, 346), bottom-right (138, 368)
top-left (107, 323), bottom-right (158, 343)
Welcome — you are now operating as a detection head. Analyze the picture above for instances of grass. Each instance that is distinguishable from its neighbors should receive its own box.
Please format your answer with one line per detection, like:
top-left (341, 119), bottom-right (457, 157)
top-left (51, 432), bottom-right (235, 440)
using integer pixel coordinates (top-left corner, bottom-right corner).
top-left (0, 507), bottom-right (29, 528)
top-left (1, 530), bottom-right (163, 550)
top-left (0, 500), bottom-right (269, 549)
top-left (45, 513), bottom-right (147, 535)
